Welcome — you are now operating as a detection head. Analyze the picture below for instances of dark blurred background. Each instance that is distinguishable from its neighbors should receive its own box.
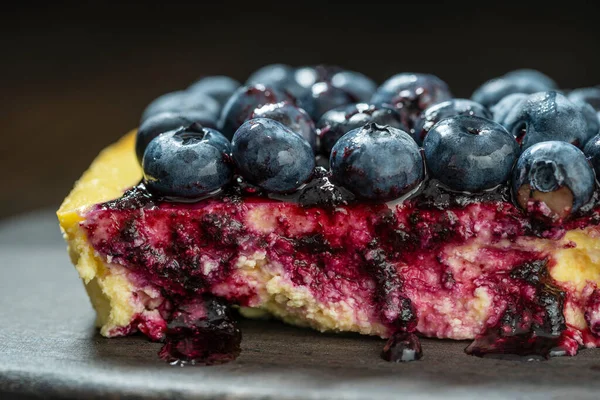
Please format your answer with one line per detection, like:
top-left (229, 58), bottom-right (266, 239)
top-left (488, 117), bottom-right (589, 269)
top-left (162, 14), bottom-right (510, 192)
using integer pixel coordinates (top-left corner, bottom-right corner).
top-left (2, 2), bottom-right (599, 219)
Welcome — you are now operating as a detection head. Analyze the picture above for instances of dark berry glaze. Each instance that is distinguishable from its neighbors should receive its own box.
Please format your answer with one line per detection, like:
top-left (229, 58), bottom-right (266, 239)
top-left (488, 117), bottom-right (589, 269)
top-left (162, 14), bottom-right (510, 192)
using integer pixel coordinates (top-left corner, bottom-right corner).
top-left (82, 176), bottom-right (600, 365)
top-left (158, 295), bottom-right (241, 365)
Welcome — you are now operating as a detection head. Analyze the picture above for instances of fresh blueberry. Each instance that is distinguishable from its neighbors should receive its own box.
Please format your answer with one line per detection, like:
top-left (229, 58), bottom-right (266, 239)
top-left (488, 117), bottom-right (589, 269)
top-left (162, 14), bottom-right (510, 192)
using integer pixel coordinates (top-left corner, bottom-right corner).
top-left (423, 115), bottom-right (519, 192)
top-left (505, 69), bottom-right (558, 89)
top-left (502, 91), bottom-right (589, 149)
top-left (293, 65), bottom-right (342, 90)
top-left (294, 66), bottom-right (319, 90)
top-left (471, 69), bottom-right (557, 108)
top-left (568, 88), bottom-right (600, 142)
top-left (136, 111), bottom-right (219, 164)
top-left (330, 123), bottom-right (423, 201)
top-left (491, 93), bottom-right (529, 127)
top-left (584, 134), bottom-right (600, 177)
top-left (140, 91), bottom-right (221, 123)
top-left (316, 103), bottom-right (407, 156)
top-left (568, 87), bottom-right (600, 111)
top-left (512, 141), bottom-right (595, 219)
top-left (142, 125), bottom-right (233, 199)
top-left (370, 73), bottom-right (452, 130)
top-left (577, 101), bottom-right (600, 143)
top-left (219, 84), bottom-right (290, 140)
top-left (187, 76), bottom-right (241, 107)
top-left (413, 99), bottom-right (491, 145)
top-left (250, 102), bottom-right (317, 150)
top-left (330, 70), bottom-right (377, 103)
top-left (300, 81), bottom-right (356, 121)
top-left (293, 65), bottom-right (373, 106)
top-left (231, 118), bottom-right (315, 193)
top-left (246, 64), bottom-right (305, 99)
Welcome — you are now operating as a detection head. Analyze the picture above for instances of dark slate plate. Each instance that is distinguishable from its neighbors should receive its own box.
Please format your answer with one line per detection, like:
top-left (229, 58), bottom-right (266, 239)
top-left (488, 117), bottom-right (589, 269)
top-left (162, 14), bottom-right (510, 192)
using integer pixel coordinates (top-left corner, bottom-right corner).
top-left (1, 210), bottom-right (600, 400)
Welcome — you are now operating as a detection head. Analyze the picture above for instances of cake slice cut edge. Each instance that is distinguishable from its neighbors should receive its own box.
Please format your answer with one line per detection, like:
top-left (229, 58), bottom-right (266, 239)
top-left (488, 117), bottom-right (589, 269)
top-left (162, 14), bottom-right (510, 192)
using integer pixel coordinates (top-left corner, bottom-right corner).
top-left (58, 131), bottom-right (600, 358)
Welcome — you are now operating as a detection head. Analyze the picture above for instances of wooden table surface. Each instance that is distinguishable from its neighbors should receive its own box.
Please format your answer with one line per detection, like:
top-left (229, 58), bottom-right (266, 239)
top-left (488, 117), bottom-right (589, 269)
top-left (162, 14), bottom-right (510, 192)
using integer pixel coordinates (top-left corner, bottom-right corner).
top-left (2, 210), bottom-right (600, 400)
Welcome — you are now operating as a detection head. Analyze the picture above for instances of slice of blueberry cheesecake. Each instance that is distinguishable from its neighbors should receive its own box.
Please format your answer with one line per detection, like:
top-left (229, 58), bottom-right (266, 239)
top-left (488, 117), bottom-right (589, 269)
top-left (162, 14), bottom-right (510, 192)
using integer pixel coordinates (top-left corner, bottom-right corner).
top-left (58, 64), bottom-right (600, 365)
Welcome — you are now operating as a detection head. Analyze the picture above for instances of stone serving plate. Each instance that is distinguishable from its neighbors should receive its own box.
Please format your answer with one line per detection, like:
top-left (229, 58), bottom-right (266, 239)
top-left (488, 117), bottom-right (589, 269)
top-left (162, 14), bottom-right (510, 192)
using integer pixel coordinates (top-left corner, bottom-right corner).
top-left (1, 210), bottom-right (600, 400)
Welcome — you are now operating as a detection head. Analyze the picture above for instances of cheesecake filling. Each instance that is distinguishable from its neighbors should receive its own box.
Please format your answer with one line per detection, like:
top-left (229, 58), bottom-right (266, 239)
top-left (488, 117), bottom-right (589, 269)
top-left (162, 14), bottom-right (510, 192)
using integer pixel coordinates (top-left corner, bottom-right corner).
top-left (80, 179), bottom-right (600, 364)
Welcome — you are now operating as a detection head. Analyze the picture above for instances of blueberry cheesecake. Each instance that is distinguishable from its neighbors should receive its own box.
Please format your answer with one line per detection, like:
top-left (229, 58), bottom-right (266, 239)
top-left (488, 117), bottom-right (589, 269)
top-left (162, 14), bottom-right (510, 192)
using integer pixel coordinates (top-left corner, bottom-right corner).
top-left (58, 65), bottom-right (600, 365)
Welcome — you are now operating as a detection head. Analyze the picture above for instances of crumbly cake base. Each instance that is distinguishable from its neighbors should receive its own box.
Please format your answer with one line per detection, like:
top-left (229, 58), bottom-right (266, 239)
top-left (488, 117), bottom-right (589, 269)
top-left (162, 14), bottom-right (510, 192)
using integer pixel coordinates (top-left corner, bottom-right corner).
top-left (58, 132), bottom-right (600, 349)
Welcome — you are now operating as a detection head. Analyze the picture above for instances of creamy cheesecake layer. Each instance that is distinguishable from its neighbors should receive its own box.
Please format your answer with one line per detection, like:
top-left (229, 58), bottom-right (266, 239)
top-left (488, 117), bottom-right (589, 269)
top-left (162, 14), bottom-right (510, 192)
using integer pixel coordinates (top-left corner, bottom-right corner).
top-left (58, 132), bottom-right (600, 349)
top-left (57, 132), bottom-right (387, 337)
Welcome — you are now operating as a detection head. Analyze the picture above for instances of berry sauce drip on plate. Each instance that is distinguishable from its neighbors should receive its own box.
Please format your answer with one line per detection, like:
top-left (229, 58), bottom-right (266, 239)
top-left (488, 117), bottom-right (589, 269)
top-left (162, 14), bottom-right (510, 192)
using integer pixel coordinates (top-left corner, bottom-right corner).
top-left (86, 65), bottom-right (600, 365)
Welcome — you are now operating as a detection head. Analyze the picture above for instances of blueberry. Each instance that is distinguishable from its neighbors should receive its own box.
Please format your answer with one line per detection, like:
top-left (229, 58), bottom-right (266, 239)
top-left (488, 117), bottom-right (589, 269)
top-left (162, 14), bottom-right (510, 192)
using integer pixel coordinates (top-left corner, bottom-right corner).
top-left (423, 115), bottom-right (519, 192)
top-left (471, 69), bottom-right (557, 108)
top-left (371, 73), bottom-right (452, 130)
top-left (219, 84), bottom-right (290, 140)
top-left (187, 76), bottom-right (241, 107)
top-left (294, 66), bottom-right (319, 90)
top-left (330, 70), bottom-right (377, 103)
top-left (142, 125), bottom-right (233, 199)
top-left (300, 81), bottom-right (356, 121)
top-left (505, 69), bottom-right (558, 89)
top-left (316, 103), bottom-right (407, 156)
top-left (413, 99), bottom-right (491, 145)
top-left (293, 65), bottom-right (342, 90)
top-left (502, 91), bottom-right (589, 149)
top-left (136, 111), bottom-right (220, 164)
top-left (491, 93), bottom-right (529, 127)
top-left (330, 123), bottom-right (423, 201)
top-left (584, 134), bottom-right (600, 177)
top-left (231, 118), bottom-right (315, 193)
top-left (568, 87), bottom-right (600, 111)
top-left (140, 91), bottom-right (221, 123)
top-left (513, 141), bottom-right (595, 218)
top-left (250, 102), bottom-right (317, 150)
top-left (246, 64), bottom-right (305, 99)
top-left (568, 88), bottom-right (600, 142)
top-left (577, 101), bottom-right (600, 143)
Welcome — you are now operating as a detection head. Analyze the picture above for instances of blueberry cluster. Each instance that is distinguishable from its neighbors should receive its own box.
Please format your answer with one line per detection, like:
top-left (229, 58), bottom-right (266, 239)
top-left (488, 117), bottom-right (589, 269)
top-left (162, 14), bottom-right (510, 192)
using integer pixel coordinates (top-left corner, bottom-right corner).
top-left (136, 64), bottom-right (600, 219)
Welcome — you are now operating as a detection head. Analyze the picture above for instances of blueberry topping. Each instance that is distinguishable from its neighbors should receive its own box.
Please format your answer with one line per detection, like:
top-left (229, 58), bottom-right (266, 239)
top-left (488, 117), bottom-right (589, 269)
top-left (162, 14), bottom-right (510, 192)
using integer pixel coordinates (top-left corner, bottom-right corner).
top-left (250, 101), bottom-right (317, 150)
top-left (370, 73), bottom-right (452, 130)
top-left (142, 124), bottom-right (233, 199)
top-left (140, 90), bottom-right (221, 124)
top-left (505, 69), bottom-right (558, 89)
top-left (413, 99), bottom-right (491, 145)
top-left (512, 141), bottom-right (595, 219)
top-left (577, 101), bottom-right (600, 143)
top-left (423, 115), bottom-right (519, 193)
top-left (471, 69), bottom-right (557, 108)
top-left (502, 91), bottom-right (589, 149)
top-left (567, 88), bottom-right (600, 142)
top-left (330, 123), bottom-right (423, 201)
top-left (135, 111), bottom-right (219, 164)
top-left (246, 64), bottom-right (306, 99)
top-left (187, 76), bottom-right (241, 107)
top-left (330, 70), bottom-right (377, 103)
top-left (316, 103), bottom-right (407, 156)
top-left (300, 81), bottom-right (356, 121)
top-left (491, 93), bottom-right (529, 127)
top-left (568, 87), bottom-right (600, 111)
top-left (219, 84), bottom-right (290, 140)
top-left (294, 66), bottom-right (319, 90)
top-left (293, 65), bottom-right (342, 90)
top-left (584, 134), bottom-right (600, 177)
top-left (231, 118), bottom-right (315, 193)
